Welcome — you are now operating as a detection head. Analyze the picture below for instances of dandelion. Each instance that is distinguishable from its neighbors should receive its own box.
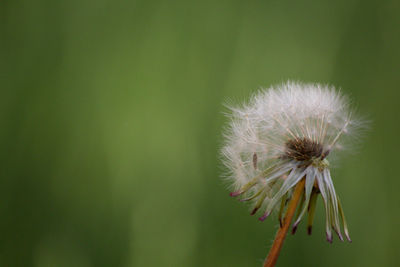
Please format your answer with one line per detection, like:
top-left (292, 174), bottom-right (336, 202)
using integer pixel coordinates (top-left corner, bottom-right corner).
top-left (221, 81), bottom-right (365, 267)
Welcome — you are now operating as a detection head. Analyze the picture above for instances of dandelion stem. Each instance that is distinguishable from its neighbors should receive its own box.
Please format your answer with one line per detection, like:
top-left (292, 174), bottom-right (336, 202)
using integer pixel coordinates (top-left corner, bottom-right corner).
top-left (263, 178), bottom-right (306, 267)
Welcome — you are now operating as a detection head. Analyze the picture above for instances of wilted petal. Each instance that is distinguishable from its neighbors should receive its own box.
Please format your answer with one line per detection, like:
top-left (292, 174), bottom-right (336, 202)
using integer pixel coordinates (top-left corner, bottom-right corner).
top-left (316, 171), bottom-right (333, 243)
top-left (292, 167), bottom-right (316, 230)
top-left (307, 190), bottom-right (318, 235)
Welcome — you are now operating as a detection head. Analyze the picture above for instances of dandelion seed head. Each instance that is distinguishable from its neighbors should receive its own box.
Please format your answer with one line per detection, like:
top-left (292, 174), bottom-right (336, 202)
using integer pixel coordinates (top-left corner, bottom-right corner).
top-left (221, 81), bottom-right (366, 242)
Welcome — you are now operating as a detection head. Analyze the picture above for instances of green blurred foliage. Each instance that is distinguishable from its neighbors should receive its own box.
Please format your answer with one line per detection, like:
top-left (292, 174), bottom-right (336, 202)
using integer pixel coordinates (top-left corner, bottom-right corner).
top-left (1, 0), bottom-right (399, 266)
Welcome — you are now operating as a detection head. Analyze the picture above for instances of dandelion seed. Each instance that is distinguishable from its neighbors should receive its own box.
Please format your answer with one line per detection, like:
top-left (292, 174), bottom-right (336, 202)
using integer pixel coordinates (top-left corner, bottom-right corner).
top-left (253, 152), bottom-right (258, 170)
top-left (221, 81), bottom-right (366, 267)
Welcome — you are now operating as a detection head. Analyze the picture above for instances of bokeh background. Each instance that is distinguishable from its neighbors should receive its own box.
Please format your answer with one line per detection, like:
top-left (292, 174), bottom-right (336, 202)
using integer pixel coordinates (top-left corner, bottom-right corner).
top-left (1, 0), bottom-right (400, 266)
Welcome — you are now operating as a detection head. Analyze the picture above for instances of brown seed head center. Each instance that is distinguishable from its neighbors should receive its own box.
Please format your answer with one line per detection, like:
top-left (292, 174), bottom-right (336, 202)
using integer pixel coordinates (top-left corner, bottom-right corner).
top-left (283, 138), bottom-right (326, 162)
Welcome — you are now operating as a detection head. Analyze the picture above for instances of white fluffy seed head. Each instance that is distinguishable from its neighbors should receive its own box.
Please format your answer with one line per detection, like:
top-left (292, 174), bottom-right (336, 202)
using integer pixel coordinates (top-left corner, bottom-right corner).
top-left (221, 81), bottom-right (363, 190)
top-left (221, 81), bottom-right (366, 242)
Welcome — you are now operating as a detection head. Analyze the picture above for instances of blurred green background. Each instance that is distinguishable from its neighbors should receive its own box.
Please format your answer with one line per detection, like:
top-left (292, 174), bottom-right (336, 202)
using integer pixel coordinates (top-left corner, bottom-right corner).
top-left (1, 0), bottom-right (399, 266)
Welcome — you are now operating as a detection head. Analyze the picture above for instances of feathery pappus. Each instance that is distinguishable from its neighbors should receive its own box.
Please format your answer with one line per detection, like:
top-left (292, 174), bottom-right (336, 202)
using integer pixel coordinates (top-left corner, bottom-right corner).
top-left (221, 81), bottom-right (365, 243)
